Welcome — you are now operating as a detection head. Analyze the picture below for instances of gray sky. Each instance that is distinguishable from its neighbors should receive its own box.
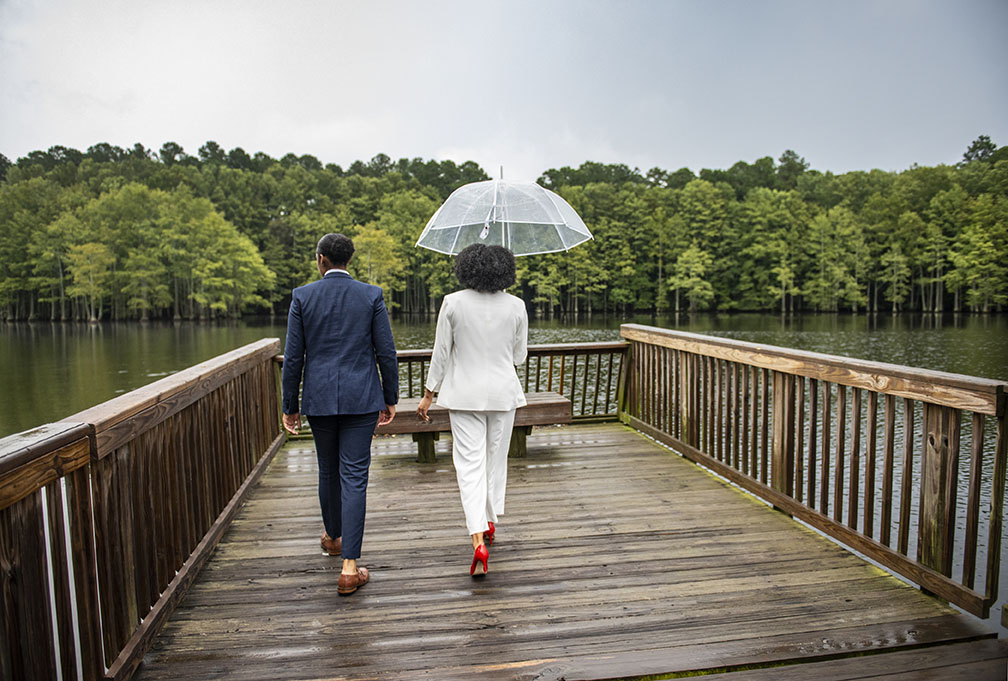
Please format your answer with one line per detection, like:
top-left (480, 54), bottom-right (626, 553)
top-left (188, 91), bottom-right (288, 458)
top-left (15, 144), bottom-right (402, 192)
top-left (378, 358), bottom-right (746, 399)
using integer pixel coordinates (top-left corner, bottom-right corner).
top-left (2, 0), bottom-right (1006, 181)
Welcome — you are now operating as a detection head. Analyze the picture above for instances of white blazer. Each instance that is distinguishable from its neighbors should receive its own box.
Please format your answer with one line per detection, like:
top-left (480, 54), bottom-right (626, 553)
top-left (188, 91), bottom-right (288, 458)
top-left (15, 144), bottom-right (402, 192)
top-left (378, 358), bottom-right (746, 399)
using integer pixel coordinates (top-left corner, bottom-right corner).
top-left (425, 289), bottom-right (529, 411)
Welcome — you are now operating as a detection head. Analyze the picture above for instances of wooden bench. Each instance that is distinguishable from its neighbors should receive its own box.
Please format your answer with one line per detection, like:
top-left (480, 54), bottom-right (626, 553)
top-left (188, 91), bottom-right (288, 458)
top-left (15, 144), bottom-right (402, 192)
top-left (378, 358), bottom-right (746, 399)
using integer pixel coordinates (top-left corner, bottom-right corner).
top-left (375, 391), bottom-right (572, 462)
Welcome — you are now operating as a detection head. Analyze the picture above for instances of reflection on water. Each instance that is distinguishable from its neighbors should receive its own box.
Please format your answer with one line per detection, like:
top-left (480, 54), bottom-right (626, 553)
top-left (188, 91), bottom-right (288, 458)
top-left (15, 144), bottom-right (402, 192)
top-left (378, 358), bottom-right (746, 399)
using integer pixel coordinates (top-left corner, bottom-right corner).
top-left (1, 312), bottom-right (1005, 437)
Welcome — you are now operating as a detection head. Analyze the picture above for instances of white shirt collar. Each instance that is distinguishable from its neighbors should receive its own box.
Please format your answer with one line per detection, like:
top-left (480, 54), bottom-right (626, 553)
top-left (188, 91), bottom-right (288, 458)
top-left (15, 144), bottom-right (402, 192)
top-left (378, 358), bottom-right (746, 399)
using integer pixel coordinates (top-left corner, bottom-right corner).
top-left (324, 268), bottom-right (349, 276)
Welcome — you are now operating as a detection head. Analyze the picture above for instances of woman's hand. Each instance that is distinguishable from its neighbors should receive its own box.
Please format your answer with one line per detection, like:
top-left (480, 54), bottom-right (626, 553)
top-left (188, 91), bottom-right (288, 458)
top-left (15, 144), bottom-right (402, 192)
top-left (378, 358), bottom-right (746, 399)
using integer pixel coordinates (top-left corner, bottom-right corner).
top-left (416, 390), bottom-right (434, 422)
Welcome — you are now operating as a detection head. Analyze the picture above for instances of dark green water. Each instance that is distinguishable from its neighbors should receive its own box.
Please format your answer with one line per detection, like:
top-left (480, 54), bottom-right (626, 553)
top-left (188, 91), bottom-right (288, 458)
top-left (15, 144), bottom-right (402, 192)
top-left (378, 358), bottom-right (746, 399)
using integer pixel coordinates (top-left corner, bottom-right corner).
top-left (2, 313), bottom-right (1006, 438)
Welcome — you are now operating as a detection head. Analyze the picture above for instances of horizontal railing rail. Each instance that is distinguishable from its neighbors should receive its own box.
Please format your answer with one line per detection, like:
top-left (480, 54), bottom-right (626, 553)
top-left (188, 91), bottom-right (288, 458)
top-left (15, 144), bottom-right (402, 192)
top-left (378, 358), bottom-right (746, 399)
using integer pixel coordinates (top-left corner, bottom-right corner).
top-left (619, 323), bottom-right (1007, 619)
top-left (398, 342), bottom-right (628, 421)
top-left (0, 339), bottom-right (284, 681)
top-left (277, 342), bottom-right (629, 435)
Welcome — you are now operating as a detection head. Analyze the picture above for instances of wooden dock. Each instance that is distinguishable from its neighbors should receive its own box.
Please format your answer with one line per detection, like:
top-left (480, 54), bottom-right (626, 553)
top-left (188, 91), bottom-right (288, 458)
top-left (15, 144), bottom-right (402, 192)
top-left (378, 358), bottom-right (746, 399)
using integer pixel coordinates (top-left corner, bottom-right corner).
top-left (133, 423), bottom-right (1006, 680)
top-left (4, 332), bottom-right (1004, 679)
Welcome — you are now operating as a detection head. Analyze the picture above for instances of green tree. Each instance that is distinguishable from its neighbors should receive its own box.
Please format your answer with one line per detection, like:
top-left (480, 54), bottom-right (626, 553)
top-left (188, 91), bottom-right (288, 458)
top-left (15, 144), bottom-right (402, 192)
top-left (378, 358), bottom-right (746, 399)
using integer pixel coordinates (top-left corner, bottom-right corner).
top-left (0, 177), bottom-right (78, 319)
top-left (777, 150), bottom-right (809, 190)
top-left (198, 141), bottom-right (227, 165)
top-left (880, 243), bottom-right (911, 312)
top-left (30, 211), bottom-right (85, 319)
top-left (769, 251), bottom-right (796, 314)
top-left (669, 242), bottom-right (714, 312)
top-left (159, 141), bottom-right (188, 165)
top-left (736, 187), bottom-right (808, 311)
top-left (947, 194), bottom-right (1008, 312)
top-left (189, 211), bottom-right (276, 316)
top-left (960, 135), bottom-right (997, 166)
top-left (66, 242), bottom-right (115, 321)
top-left (372, 189), bottom-right (442, 313)
top-left (350, 224), bottom-right (405, 300)
top-left (802, 207), bottom-right (865, 311)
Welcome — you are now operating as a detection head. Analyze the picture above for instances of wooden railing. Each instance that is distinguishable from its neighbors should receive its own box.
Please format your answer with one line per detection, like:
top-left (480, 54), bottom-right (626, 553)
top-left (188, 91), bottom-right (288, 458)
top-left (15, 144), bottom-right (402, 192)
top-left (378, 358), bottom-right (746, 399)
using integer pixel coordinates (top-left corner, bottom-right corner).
top-left (0, 339), bottom-right (283, 680)
top-left (619, 323), bottom-right (1007, 619)
top-left (398, 342), bottom-right (628, 420)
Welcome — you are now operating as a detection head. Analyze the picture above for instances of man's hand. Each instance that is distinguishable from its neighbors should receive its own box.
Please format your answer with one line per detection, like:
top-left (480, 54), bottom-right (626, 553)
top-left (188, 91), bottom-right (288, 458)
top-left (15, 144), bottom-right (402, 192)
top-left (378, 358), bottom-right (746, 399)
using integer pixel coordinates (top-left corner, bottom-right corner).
top-left (282, 412), bottom-right (301, 435)
top-left (378, 404), bottom-right (396, 427)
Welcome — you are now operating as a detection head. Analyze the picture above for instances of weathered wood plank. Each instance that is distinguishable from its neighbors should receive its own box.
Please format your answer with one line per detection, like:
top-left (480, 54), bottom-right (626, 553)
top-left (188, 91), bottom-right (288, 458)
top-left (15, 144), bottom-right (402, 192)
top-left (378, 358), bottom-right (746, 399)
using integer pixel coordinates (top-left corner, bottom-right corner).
top-left (849, 387), bottom-right (862, 530)
top-left (0, 437), bottom-right (90, 511)
top-left (834, 384), bottom-right (846, 523)
top-left (898, 399), bottom-right (915, 556)
top-left (0, 421), bottom-right (92, 476)
top-left (92, 445), bottom-right (139, 666)
top-left (0, 493), bottom-right (57, 680)
top-left (821, 380), bottom-right (832, 514)
top-left (44, 479), bottom-right (78, 681)
top-left (771, 371), bottom-right (795, 496)
top-left (64, 338), bottom-right (281, 457)
top-left (881, 394), bottom-right (896, 546)
top-left (66, 465), bottom-right (104, 681)
top-left (375, 392), bottom-right (572, 436)
top-left (864, 390), bottom-right (878, 539)
top-left (920, 403), bottom-right (954, 575)
top-left (986, 408), bottom-right (1007, 619)
top-left (632, 638), bottom-right (1008, 681)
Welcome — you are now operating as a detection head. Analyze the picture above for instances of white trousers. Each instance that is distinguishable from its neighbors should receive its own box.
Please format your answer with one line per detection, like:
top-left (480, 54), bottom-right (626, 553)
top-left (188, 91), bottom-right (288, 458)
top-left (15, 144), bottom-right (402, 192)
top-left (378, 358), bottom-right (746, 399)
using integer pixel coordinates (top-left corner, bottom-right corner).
top-left (449, 409), bottom-right (516, 536)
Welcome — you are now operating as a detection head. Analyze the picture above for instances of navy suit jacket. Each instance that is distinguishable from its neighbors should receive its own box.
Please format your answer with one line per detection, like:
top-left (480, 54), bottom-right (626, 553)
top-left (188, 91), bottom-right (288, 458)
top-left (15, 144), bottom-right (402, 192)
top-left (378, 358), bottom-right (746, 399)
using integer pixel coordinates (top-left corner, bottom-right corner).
top-left (282, 271), bottom-right (399, 416)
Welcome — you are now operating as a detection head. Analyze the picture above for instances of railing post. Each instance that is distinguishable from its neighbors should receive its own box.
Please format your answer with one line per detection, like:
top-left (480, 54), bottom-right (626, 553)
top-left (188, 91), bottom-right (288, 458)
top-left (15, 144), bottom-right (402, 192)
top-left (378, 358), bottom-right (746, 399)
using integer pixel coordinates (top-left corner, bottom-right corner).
top-left (617, 343), bottom-right (632, 425)
top-left (985, 396), bottom-right (1007, 618)
top-left (680, 354), bottom-right (697, 447)
top-left (919, 404), bottom-right (954, 576)
top-left (771, 372), bottom-right (796, 497)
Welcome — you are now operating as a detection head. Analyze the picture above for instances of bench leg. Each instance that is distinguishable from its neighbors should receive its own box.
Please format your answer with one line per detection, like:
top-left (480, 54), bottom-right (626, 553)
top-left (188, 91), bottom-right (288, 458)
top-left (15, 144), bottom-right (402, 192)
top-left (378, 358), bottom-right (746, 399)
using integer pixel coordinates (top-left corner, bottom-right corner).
top-left (413, 432), bottom-right (439, 463)
top-left (508, 426), bottom-right (532, 458)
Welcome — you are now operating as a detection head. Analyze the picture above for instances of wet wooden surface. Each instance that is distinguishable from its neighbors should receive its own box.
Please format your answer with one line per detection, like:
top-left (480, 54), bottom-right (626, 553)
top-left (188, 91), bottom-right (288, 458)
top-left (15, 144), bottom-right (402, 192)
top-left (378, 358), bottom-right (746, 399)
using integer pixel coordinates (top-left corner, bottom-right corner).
top-left (135, 423), bottom-right (1004, 680)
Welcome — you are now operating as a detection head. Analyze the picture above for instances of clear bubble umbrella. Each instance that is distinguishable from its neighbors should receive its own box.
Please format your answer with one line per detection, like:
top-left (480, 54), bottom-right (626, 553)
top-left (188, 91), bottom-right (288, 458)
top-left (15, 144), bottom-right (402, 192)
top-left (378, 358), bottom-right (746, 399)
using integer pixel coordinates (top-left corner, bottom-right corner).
top-left (415, 179), bottom-right (593, 256)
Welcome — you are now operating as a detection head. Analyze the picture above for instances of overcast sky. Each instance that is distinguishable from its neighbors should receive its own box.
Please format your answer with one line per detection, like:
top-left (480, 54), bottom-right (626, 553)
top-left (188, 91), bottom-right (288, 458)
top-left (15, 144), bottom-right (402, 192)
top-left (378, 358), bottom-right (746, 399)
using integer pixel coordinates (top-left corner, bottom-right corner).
top-left (2, 1), bottom-right (1006, 181)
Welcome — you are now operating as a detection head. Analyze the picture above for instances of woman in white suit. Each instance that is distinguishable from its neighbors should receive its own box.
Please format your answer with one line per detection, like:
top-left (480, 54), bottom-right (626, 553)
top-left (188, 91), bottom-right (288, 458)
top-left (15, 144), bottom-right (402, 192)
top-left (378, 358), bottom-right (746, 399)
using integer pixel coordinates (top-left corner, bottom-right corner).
top-left (417, 244), bottom-right (528, 576)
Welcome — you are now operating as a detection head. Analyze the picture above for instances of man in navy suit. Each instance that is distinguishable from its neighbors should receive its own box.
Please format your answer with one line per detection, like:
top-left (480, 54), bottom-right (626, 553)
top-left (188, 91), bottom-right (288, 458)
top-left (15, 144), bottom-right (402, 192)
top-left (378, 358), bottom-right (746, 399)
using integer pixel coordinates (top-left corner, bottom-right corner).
top-left (282, 233), bottom-right (398, 596)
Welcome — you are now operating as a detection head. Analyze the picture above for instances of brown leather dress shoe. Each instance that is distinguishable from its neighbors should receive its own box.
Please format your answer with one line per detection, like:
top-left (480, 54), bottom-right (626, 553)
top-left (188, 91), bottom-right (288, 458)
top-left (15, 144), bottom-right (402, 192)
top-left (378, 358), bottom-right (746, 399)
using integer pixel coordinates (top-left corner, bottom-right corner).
top-left (337, 567), bottom-right (369, 595)
top-left (321, 532), bottom-right (341, 556)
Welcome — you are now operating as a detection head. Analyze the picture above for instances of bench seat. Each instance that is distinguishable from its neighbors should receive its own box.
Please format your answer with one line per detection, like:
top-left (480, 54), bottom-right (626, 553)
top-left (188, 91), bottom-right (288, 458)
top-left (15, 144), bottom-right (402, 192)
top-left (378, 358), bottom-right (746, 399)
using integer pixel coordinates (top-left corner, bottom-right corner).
top-left (375, 391), bottom-right (572, 462)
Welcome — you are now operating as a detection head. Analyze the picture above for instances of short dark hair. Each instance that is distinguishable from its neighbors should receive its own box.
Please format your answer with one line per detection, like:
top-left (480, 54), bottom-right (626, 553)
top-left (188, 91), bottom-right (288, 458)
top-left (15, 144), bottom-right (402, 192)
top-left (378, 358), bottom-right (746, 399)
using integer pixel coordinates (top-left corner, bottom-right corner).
top-left (454, 244), bottom-right (516, 292)
top-left (316, 233), bottom-right (354, 266)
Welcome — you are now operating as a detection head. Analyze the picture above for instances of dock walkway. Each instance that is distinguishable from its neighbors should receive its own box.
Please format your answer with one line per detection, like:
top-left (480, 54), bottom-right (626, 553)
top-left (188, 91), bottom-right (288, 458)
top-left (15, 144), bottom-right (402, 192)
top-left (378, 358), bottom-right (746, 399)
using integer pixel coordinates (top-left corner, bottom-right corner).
top-left (135, 423), bottom-right (1006, 680)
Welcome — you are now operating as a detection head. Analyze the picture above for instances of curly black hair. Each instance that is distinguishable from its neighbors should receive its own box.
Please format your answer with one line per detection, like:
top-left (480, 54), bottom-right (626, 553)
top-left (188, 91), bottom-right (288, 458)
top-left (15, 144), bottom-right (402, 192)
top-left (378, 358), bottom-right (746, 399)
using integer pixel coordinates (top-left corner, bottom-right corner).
top-left (454, 244), bottom-right (516, 292)
top-left (316, 233), bottom-right (354, 266)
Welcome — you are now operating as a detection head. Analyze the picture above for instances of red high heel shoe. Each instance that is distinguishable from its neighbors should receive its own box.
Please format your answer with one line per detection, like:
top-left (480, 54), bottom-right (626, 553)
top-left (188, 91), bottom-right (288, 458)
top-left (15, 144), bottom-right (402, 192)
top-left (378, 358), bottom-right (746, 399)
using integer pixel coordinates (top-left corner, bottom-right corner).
top-left (470, 544), bottom-right (489, 576)
top-left (484, 521), bottom-right (495, 547)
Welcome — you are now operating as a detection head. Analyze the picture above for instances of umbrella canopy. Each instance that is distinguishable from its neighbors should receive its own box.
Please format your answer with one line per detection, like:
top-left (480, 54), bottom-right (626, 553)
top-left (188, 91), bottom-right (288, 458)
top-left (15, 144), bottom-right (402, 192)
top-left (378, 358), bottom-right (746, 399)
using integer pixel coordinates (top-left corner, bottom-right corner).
top-left (415, 179), bottom-right (593, 256)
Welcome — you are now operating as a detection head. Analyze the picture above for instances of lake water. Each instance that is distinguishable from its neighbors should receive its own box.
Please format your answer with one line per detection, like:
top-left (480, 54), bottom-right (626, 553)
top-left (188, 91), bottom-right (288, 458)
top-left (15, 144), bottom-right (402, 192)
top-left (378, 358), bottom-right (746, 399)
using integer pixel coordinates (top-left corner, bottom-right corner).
top-left (2, 312), bottom-right (1006, 437)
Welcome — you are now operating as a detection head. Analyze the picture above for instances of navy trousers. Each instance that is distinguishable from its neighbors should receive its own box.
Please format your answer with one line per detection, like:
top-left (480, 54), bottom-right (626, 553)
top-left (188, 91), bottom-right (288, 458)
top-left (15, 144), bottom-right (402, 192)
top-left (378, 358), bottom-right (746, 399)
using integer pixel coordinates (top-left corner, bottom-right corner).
top-left (306, 412), bottom-right (378, 560)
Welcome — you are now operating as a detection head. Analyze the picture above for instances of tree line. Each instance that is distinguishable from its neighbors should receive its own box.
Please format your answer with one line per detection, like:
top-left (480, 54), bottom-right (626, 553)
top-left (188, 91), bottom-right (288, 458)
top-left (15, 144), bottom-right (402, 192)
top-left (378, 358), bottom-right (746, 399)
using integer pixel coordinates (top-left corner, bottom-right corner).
top-left (0, 136), bottom-right (1005, 321)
